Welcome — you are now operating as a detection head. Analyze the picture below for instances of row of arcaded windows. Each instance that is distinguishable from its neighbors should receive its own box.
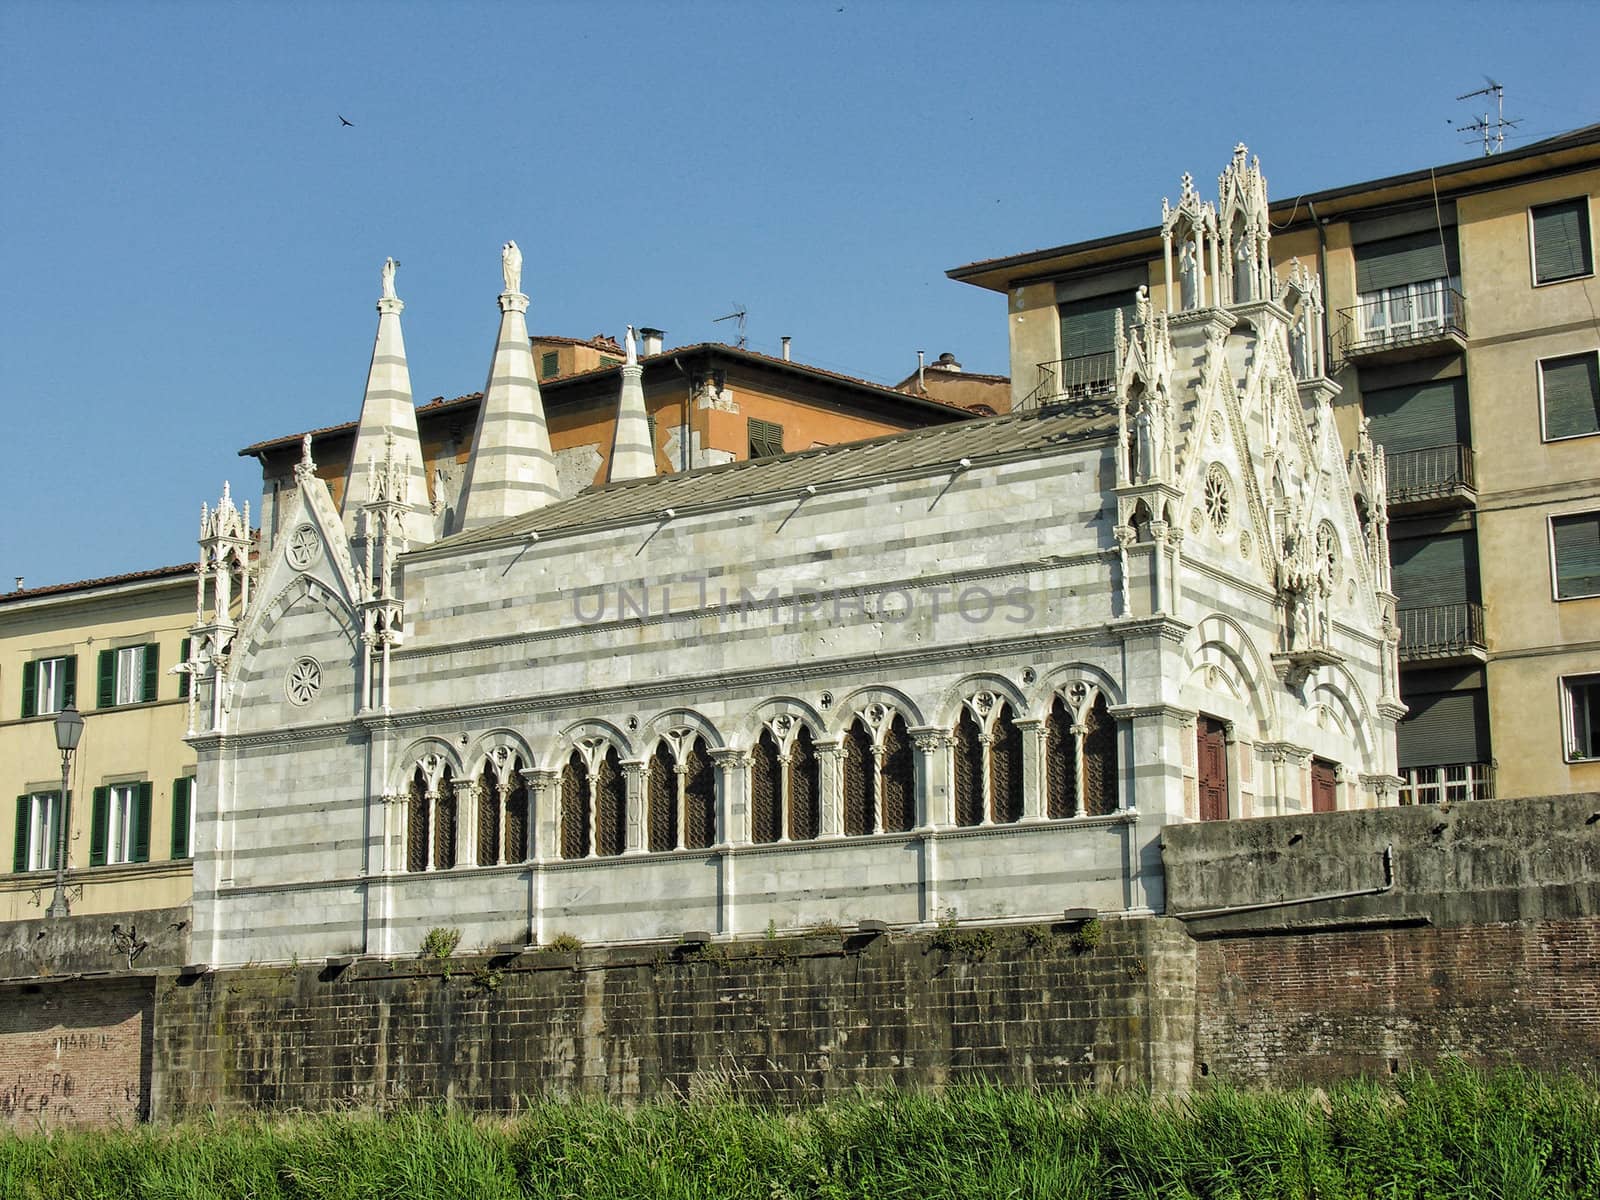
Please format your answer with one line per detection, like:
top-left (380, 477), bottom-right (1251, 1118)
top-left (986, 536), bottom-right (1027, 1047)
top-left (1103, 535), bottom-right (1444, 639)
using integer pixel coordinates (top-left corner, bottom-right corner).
top-left (402, 694), bottom-right (1121, 871)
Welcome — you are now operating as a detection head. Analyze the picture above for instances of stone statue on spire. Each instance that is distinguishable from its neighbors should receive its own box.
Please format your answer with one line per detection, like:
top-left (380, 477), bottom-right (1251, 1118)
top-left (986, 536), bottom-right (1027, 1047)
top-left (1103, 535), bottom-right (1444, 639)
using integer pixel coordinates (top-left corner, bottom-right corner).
top-left (502, 241), bottom-right (522, 295)
top-left (625, 324), bottom-right (637, 365)
top-left (380, 257), bottom-right (399, 300)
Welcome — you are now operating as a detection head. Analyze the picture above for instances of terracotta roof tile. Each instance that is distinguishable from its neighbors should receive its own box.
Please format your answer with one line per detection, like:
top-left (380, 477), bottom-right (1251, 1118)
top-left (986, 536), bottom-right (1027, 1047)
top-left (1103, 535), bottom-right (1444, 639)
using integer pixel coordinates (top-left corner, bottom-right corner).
top-left (0, 563), bottom-right (197, 605)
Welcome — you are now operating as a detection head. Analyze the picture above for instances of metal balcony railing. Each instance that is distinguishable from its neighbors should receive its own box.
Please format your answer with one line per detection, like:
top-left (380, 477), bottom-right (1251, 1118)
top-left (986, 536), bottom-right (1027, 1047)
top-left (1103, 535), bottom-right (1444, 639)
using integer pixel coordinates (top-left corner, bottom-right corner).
top-left (1384, 443), bottom-right (1476, 506)
top-left (1338, 285), bottom-right (1466, 360)
top-left (1398, 761), bottom-right (1495, 805)
top-left (1020, 351), bottom-right (1121, 409)
top-left (1397, 602), bottom-right (1486, 660)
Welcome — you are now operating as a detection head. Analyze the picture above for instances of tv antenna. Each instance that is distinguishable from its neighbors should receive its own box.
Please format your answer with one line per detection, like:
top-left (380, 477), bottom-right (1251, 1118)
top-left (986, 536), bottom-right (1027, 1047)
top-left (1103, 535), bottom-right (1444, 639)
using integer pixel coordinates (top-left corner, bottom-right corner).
top-left (1450, 77), bottom-right (1519, 156)
top-left (713, 302), bottom-right (747, 348)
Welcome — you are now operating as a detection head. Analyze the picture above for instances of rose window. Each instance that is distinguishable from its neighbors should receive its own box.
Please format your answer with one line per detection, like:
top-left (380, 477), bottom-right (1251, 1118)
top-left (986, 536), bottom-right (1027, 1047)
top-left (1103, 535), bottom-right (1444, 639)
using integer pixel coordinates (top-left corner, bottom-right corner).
top-left (285, 657), bottom-right (322, 707)
top-left (1203, 466), bottom-right (1231, 534)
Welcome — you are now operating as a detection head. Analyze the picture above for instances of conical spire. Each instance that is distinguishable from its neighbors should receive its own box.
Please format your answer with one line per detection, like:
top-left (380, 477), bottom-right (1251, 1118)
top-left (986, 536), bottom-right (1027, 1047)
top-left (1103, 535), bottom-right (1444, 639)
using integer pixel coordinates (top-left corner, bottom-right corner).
top-left (343, 257), bottom-right (433, 544)
top-left (454, 241), bottom-right (562, 530)
top-left (607, 325), bottom-right (655, 483)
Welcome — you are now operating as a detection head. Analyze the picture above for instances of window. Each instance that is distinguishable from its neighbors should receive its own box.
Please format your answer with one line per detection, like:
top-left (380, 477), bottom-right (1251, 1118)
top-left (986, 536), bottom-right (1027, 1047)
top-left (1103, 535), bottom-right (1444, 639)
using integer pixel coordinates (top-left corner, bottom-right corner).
top-left (178, 638), bottom-right (192, 700)
top-left (90, 782), bottom-right (151, 866)
top-left (99, 643), bottom-right (158, 707)
top-left (171, 777), bottom-right (196, 859)
top-left (1353, 229), bottom-right (1460, 342)
top-left (1531, 198), bottom-right (1594, 285)
top-left (539, 351), bottom-right (560, 379)
top-left (1552, 512), bottom-right (1600, 600)
top-left (748, 418), bottom-right (784, 459)
top-left (21, 655), bottom-right (76, 718)
top-left (11, 792), bottom-right (61, 873)
top-left (1564, 675), bottom-right (1600, 761)
top-left (1540, 351), bottom-right (1600, 441)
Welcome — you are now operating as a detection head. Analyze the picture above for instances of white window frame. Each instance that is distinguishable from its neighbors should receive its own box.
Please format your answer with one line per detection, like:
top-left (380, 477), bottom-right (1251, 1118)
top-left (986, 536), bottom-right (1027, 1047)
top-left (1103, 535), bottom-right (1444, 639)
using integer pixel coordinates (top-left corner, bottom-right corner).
top-left (107, 783), bottom-right (139, 865)
top-left (113, 644), bottom-right (147, 706)
top-left (23, 792), bottom-right (58, 872)
top-left (1538, 347), bottom-right (1600, 443)
top-left (1549, 508), bottom-right (1600, 601)
top-left (34, 656), bottom-right (68, 717)
top-left (1528, 197), bottom-right (1596, 289)
top-left (1561, 673), bottom-right (1600, 763)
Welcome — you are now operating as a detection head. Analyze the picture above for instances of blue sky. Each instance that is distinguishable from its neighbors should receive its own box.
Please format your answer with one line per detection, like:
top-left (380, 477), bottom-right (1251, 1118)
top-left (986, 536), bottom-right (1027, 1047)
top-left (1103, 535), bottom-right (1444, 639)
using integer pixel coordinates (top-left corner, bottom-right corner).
top-left (2, 0), bottom-right (1596, 588)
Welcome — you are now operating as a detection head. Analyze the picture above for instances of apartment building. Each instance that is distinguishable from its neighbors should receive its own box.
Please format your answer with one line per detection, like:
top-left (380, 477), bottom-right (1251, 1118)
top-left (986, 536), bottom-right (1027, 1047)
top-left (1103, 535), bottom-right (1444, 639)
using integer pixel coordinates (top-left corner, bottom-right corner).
top-left (950, 126), bottom-right (1600, 803)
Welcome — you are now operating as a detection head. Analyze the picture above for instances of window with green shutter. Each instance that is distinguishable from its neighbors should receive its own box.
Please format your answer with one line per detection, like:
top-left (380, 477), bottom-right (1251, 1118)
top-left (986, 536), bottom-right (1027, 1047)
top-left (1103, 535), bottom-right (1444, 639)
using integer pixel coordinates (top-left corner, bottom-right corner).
top-left (1552, 511), bottom-right (1600, 599)
top-left (171, 778), bottom-right (195, 859)
top-left (14, 792), bottom-right (61, 873)
top-left (100, 644), bottom-right (159, 706)
top-left (23, 655), bottom-right (74, 718)
top-left (539, 351), bottom-right (559, 378)
top-left (178, 638), bottom-right (192, 699)
top-left (1531, 198), bottom-right (1594, 285)
top-left (90, 787), bottom-right (110, 867)
top-left (748, 418), bottom-right (784, 459)
top-left (1540, 351), bottom-right (1600, 441)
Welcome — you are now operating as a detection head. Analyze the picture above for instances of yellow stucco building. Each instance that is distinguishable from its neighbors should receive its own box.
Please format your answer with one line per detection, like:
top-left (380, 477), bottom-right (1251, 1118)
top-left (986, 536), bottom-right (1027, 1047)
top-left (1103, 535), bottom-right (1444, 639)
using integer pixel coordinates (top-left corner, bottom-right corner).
top-left (951, 125), bottom-right (1600, 802)
top-left (1, 566), bottom-right (198, 922)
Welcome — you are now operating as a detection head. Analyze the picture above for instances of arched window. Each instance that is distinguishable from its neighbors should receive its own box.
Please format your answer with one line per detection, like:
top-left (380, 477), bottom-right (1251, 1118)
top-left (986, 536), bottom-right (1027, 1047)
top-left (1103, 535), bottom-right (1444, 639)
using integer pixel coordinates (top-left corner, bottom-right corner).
top-left (788, 726), bottom-right (819, 841)
top-left (406, 766), bottom-right (430, 872)
top-left (953, 708), bottom-right (984, 827)
top-left (684, 737), bottom-right (717, 849)
top-left (433, 764), bottom-right (457, 870)
top-left (594, 747), bottom-right (626, 857)
top-left (990, 703), bottom-right (1024, 824)
top-left (751, 729), bottom-right (781, 844)
top-left (505, 766), bottom-right (528, 862)
top-left (560, 750), bottom-right (589, 860)
top-left (1046, 696), bottom-right (1077, 819)
top-left (477, 762), bottom-right (500, 868)
top-left (648, 741), bottom-right (677, 853)
top-left (1082, 696), bottom-right (1119, 816)
top-left (881, 715), bottom-right (916, 832)
top-left (842, 718), bottom-right (874, 837)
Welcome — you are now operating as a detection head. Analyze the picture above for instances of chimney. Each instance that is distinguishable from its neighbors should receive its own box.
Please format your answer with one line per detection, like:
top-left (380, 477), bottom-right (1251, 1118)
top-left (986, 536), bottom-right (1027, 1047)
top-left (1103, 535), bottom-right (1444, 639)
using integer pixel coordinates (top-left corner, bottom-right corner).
top-left (935, 352), bottom-right (962, 373)
top-left (12, 577), bottom-right (22, 592)
top-left (780, 335), bottom-right (792, 361)
top-left (640, 327), bottom-right (665, 356)
top-left (917, 349), bottom-right (925, 392)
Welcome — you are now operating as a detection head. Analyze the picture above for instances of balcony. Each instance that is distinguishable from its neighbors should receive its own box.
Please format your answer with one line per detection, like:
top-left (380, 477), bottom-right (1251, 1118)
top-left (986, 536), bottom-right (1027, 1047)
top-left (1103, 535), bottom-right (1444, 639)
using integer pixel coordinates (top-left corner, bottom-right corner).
top-left (1398, 761), bottom-right (1494, 805)
top-left (1397, 602), bottom-right (1486, 664)
top-left (1019, 351), bottom-right (1120, 410)
top-left (1337, 284), bottom-right (1466, 365)
top-left (1384, 443), bottom-right (1476, 512)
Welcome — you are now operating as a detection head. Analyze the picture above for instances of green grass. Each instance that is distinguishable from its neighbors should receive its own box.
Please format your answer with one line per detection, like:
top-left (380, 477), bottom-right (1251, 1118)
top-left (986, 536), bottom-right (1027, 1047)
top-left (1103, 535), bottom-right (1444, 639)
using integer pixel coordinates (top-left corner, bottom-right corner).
top-left (3, 1063), bottom-right (1597, 1199)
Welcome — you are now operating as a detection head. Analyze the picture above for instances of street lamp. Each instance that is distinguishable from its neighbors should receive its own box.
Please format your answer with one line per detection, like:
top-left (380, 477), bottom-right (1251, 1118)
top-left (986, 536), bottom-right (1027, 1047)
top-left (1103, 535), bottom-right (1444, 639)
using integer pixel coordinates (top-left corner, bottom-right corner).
top-left (46, 706), bottom-right (84, 919)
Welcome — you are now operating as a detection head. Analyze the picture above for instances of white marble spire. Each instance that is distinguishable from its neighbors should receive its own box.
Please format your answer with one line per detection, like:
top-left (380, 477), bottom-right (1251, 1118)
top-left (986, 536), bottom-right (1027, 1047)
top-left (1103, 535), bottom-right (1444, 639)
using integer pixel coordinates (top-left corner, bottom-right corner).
top-left (342, 257), bottom-right (433, 545)
top-left (454, 241), bottom-right (561, 531)
top-left (607, 325), bottom-right (655, 483)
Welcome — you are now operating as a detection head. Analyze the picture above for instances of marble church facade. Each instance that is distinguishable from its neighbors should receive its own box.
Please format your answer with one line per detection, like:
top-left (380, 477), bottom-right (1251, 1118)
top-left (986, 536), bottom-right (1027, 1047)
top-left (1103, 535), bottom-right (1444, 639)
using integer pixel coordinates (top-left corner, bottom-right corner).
top-left (184, 149), bottom-right (1401, 966)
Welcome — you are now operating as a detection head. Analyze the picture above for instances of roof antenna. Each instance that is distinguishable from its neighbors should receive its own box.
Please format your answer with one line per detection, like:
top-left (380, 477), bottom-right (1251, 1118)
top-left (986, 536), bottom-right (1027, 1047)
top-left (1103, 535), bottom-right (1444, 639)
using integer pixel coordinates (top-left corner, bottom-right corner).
top-left (1450, 78), bottom-right (1519, 156)
top-left (713, 302), bottom-right (747, 349)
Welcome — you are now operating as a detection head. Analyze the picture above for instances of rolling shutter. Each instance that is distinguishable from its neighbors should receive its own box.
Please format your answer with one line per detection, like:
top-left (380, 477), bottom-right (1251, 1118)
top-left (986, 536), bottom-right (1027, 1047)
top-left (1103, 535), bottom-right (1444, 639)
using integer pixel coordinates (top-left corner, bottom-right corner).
top-left (1391, 531), bottom-right (1477, 608)
top-left (1363, 378), bottom-right (1469, 453)
top-left (13, 796), bottom-right (28, 872)
top-left (90, 787), bottom-right (109, 867)
top-left (171, 779), bottom-right (192, 860)
top-left (97, 649), bottom-right (116, 708)
top-left (1397, 689), bottom-right (1489, 768)
top-left (132, 782), bottom-right (152, 863)
top-left (1058, 291), bottom-right (1135, 359)
top-left (1355, 229), bottom-right (1459, 293)
top-left (21, 661), bottom-right (37, 719)
top-left (1541, 353), bottom-right (1600, 440)
top-left (1533, 199), bottom-right (1593, 284)
top-left (142, 644), bottom-right (159, 703)
top-left (1553, 512), bottom-right (1600, 599)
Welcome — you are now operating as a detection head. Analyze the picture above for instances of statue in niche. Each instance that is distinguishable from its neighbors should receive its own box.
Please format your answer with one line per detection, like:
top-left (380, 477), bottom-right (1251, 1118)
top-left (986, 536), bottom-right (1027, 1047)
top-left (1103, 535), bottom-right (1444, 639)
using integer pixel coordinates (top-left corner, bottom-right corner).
top-left (1290, 311), bottom-right (1310, 378)
top-left (1234, 236), bottom-right (1255, 303)
top-left (1291, 592), bottom-right (1310, 649)
top-left (1179, 238), bottom-right (1199, 309)
top-left (380, 257), bottom-right (399, 300)
top-left (501, 241), bottom-right (522, 295)
top-left (1134, 400), bottom-right (1155, 480)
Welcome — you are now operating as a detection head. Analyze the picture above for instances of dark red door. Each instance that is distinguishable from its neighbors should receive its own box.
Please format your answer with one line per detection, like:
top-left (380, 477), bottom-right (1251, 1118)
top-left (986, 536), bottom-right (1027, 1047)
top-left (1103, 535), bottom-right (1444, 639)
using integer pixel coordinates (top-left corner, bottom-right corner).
top-left (1197, 717), bottom-right (1229, 821)
top-left (1311, 758), bottom-right (1337, 813)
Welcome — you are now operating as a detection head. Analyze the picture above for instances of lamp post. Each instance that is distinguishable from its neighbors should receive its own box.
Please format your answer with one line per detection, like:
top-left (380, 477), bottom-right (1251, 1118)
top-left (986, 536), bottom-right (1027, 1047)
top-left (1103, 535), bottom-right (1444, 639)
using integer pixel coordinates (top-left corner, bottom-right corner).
top-left (46, 706), bottom-right (84, 919)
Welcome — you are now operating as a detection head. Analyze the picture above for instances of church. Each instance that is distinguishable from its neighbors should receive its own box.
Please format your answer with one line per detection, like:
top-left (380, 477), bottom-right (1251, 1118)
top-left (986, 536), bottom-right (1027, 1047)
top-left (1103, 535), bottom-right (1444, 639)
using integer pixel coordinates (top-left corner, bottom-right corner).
top-left (183, 147), bottom-right (1401, 967)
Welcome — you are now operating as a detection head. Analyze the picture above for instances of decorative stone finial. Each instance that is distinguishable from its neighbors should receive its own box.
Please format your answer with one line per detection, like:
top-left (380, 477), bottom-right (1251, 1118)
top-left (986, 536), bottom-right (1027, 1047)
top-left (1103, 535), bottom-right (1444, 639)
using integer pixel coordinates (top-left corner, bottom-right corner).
top-left (625, 324), bottom-right (637, 366)
top-left (381, 257), bottom-right (399, 300)
top-left (501, 241), bottom-right (522, 295)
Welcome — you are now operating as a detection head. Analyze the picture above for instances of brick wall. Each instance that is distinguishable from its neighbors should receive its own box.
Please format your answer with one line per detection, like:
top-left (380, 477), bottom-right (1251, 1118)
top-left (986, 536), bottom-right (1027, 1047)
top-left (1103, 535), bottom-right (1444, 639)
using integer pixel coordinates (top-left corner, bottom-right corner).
top-left (0, 978), bottom-right (152, 1130)
top-left (1194, 917), bottom-right (1600, 1086)
top-left (149, 919), bottom-right (1192, 1119)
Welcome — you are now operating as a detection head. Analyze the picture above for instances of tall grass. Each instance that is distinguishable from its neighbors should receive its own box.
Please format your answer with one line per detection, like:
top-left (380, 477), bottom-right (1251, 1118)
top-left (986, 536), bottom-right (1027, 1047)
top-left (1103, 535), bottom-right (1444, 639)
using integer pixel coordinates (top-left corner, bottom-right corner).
top-left (3, 1063), bottom-right (1596, 1199)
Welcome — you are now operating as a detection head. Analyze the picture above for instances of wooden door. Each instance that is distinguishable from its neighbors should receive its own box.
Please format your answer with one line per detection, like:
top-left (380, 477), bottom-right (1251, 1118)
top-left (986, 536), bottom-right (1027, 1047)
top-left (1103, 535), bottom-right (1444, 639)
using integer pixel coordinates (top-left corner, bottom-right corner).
top-left (1311, 758), bottom-right (1338, 814)
top-left (1197, 717), bottom-right (1229, 821)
